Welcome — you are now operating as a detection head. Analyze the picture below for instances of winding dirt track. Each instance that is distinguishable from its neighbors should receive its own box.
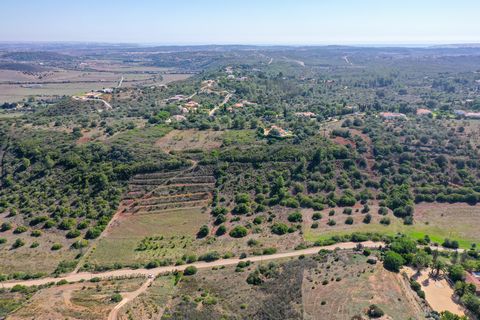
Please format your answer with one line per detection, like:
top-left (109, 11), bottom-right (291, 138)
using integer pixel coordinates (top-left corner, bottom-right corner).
top-left (0, 241), bottom-right (384, 289)
top-left (107, 278), bottom-right (154, 320)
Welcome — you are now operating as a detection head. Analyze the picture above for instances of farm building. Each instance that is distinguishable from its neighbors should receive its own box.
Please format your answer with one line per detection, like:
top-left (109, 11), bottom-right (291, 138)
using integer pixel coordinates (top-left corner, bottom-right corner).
top-left (263, 125), bottom-right (293, 138)
top-left (454, 110), bottom-right (480, 119)
top-left (465, 272), bottom-right (480, 296)
top-left (294, 112), bottom-right (316, 118)
top-left (184, 101), bottom-right (200, 110)
top-left (416, 108), bottom-right (432, 116)
top-left (379, 112), bottom-right (407, 120)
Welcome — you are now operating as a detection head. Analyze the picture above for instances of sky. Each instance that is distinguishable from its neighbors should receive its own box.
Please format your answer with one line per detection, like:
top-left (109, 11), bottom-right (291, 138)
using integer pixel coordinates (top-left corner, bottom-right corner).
top-left (1, 0), bottom-right (480, 45)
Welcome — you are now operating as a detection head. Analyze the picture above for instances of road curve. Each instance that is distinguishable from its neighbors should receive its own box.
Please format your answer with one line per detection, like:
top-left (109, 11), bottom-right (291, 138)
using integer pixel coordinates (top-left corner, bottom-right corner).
top-left (0, 241), bottom-right (384, 289)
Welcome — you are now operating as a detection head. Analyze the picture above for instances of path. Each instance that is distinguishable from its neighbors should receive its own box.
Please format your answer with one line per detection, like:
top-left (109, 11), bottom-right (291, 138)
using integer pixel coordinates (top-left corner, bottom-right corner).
top-left (209, 92), bottom-right (232, 116)
top-left (72, 96), bottom-right (113, 110)
top-left (1, 241), bottom-right (384, 289)
top-left (108, 278), bottom-right (153, 320)
top-left (117, 76), bottom-right (124, 88)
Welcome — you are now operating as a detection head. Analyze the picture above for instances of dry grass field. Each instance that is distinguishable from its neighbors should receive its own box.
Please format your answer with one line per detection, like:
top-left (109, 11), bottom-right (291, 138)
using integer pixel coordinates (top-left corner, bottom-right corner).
top-left (8, 277), bottom-right (145, 320)
top-left (155, 129), bottom-right (224, 152)
top-left (304, 203), bottom-right (480, 248)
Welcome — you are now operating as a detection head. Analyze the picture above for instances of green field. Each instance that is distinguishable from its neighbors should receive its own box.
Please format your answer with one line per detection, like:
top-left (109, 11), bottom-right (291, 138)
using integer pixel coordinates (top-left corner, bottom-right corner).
top-left (304, 204), bottom-right (480, 249)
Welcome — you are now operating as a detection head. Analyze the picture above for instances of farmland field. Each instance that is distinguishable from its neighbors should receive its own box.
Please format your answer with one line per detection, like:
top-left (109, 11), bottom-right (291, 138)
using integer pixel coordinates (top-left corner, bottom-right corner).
top-left (304, 203), bottom-right (480, 248)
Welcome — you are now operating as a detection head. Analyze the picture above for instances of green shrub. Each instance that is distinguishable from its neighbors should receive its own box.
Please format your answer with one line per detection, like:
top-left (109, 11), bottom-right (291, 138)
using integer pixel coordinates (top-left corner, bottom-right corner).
top-left (184, 266), bottom-right (198, 276)
top-left (229, 226), bottom-right (248, 238)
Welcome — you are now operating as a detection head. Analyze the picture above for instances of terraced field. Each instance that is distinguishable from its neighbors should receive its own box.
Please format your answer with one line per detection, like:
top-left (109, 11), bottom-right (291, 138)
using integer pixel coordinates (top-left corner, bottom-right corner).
top-left (85, 164), bottom-right (216, 268)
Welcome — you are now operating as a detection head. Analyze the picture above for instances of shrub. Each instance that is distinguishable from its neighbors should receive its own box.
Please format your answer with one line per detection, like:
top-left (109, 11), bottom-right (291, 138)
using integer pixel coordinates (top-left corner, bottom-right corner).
top-left (12, 238), bottom-right (25, 249)
top-left (345, 217), bottom-right (354, 225)
top-left (378, 206), bottom-right (388, 215)
top-left (380, 217), bottom-right (391, 225)
top-left (327, 219), bottom-right (336, 226)
top-left (0, 238), bottom-right (6, 244)
top-left (311, 222), bottom-right (319, 229)
top-left (262, 247), bottom-right (277, 255)
top-left (312, 212), bottom-right (322, 220)
top-left (30, 230), bottom-right (42, 237)
top-left (13, 226), bottom-right (28, 234)
top-left (184, 266), bottom-right (198, 276)
top-left (229, 226), bottom-right (248, 238)
top-left (1, 222), bottom-right (12, 232)
top-left (288, 211), bottom-right (303, 222)
top-left (343, 208), bottom-right (352, 215)
top-left (271, 222), bottom-right (289, 235)
top-left (367, 304), bottom-right (385, 318)
top-left (198, 251), bottom-right (220, 262)
top-left (111, 293), bottom-right (122, 303)
top-left (66, 229), bottom-right (81, 239)
top-left (197, 225), bottom-right (209, 238)
top-left (51, 243), bottom-right (63, 251)
top-left (246, 271), bottom-right (263, 285)
top-left (363, 214), bottom-right (372, 224)
top-left (215, 225), bottom-right (227, 236)
top-left (328, 210), bottom-right (335, 216)
top-left (383, 250), bottom-right (405, 272)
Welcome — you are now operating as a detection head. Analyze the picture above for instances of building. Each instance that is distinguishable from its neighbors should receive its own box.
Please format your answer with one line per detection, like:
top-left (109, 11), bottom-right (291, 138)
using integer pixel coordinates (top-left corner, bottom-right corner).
top-left (379, 112), bottom-right (407, 120)
top-left (294, 112), bottom-right (316, 118)
top-left (184, 101), bottom-right (199, 110)
top-left (416, 108), bottom-right (432, 116)
top-left (263, 125), bottom-right (293, 138)
top-left (465, 272), bottom-right (480, 296)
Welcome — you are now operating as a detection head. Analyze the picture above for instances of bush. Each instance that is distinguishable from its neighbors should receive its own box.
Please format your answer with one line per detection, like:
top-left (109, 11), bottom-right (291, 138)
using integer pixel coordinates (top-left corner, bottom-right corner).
top-left (262, 247), bottom-right (277, 255)
top-left (380, 217), bottom-right (391, 225)
top-left (311, 222), bottom-right (319, 228)
top-left (367, 304), bottom-right (385, 318)
top-left (111, 293), bottom-right (122, 303)
top-left (51, 243), bottom-right (63, 251)
top-left (197, 225), bottom-right (209, 238)
top-left (345, 217), bottom-right (354, 225)
top-left (363, 214), bottom-right (372, 224)
top-left (271, 222), bottom-right (289, 235)
top-left (184, 266), bottom-right (198, 276)
top-left (30, 230), bottom-right (42, 237)
top-left (199, 251), bottom-right (220, 262)
top-left (378, 206), bottom-right (388, 215)
top-left (12, 238), bottom-right (25, 249)
top-left (383, 250), bottom-right (405, 272)
top-left (312, 212), bottom-right (322, 220)
top-left (246, 271), bottom-right (263, 285)
top-left (229, 226), bottom-right (248, 238)
top-left (287, 211), bottom-right (303, 222)
top-left (343, 208), bottom-right (353, 215)
top-left (0, 238), bottom-right (6, 244)
top-left (215, 225), bottom-right (227, 236)
top-left (13, 226), bottom-right (28, 234)
top-left (1, 222), bottom-right (12, 232)
top-left (327, 219), bottom-right (336, 226)
top-left (66, 229), bottom-right (81, 239)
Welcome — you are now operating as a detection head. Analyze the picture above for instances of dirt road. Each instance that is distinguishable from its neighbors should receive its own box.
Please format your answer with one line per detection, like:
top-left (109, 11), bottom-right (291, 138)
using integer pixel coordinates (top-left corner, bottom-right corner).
top-left (108, 278), bottom-right (153, 320)
top-left (0, 241), bottom-right (383, 289)
top-left (72, 96), bottom-right (112, 110)
top-left (209, 92), bottom-right (232, 116)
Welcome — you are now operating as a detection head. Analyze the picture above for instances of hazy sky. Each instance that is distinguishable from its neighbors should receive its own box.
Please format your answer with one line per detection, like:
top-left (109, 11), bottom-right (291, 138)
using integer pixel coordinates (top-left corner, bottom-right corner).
top-left (1, 0), bottom-right (480, 44)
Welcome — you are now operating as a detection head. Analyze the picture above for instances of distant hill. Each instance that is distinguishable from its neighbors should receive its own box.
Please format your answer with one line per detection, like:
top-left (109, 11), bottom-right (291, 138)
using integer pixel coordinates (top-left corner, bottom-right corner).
top-left (1, 51), bottom-right (74, 62)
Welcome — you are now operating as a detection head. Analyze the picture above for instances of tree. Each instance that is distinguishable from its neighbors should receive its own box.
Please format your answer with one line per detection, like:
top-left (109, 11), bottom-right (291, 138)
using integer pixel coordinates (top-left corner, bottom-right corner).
top-left (229, 226), bottom-right (248, 238)
top-left (287, 211), bottom-right (303, 222)
top-left (271, 222), bottom-right (288, 235)
top-left (448, 264), bottom-right (465, 282)
top-left (184, 266), bottom-right (198, 276)
top-left (197, 225), bottom-right (209, 238)
top-left (412, 251), bottom-right (432, 274)
top-left (367, 304), bottom-right (385, 318)
top-left (440, 311), bottom-right (468, 320)
top-left (383, 250), bottom-right (405, 272)
top-left (432, 260), bottom-right (446, 278)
